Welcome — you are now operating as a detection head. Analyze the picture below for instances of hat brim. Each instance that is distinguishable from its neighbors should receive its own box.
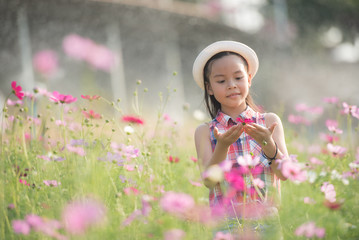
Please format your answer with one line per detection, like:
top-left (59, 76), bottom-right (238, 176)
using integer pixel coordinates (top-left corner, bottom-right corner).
top-left (192, 41), bottom-right (259, 90)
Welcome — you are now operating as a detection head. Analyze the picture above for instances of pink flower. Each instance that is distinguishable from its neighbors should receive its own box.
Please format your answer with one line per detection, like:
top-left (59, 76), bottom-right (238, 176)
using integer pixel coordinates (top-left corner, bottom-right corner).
top-left (342, 102), bottom-right (358, 117)
top-left (82, 110), bottom-right (101, 119)
top-left (66, 144), bottom-right (85, 156)
top-left (164, 229), bottom-right (186, 240)
top-left (62, 198), bottom-right (106, 235)
top-left (81, 95), bottom-right (101, 101)
top-left (11, 81), bottom-right (25, 100)
top-left (327, 143), bottom-right (347, 157)
top-left (303, 197), bottom-right (316, 204)
top-left (295, 103), bottom-right (308, 112)
top-left (123, 187), bottom-right (140, 195)
top-left (190, 156), bottom-right (198, 163)
top-left (7, 99), bottom-right (23, 106)
top-left (25, 214), bottom-right (44, 229)
top-left (307, 106), bottom-right (323, 115)
top-left (323, 97), bottom-right (339, 104)
top-left (33, 50), bottom-right (58, 76)
top-left (309, 157), bottom-right (324, 165)
top-left (325, 119), bottom-right (338, 128)
top-left (19, 178), bottom-right (30, 186)
top-left (189, 180), bottom-right (202, 187)
top-left (160, 191), bottom-right (195, 217)
top-left (288, 114), bottom-right (310, 125)
top-left (328, 126), bottom-right (343, 134)
top-left (62, 34), bottom-right (115, 72)
top-left (213, 231), bottom-right (234, 240)
top-left (63, 34), bottom-right (92, 60)
top-left (321, 182), bottom-right (336, 202)
top-left (281, 160), bottom-right (307, 182)
top-left (236, 117), bottom-right (254, 125)
top-left (320, 133), bottom-right (339, 143)
top-left (168, 156), bottom-right (180, 163)
top-left (295, 221), bottom-right (325, 238)
top-left (43, 180), bottom-right (61, 187)
top-left (236, 154), bottom-right (260, 167)
top-left (121, 210), bottom-right (142, 227)
top-left (50, 91), bottom-right (77, 104)
top-left (121, 115), bottom-right (144, 125)
top-left (252, 178), bottom-right (265, 189)
top-left (86, 44), bottom-right (115, 72)
top-left (224, 169), bottom-right (245, 191)
top-left (12, 220), bottom-right (31, 235)
top-left (323, 199), bottom-right (342, 210)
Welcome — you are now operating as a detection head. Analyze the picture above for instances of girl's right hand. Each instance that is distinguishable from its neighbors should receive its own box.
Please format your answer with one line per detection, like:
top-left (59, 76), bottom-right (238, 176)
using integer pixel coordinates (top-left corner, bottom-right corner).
top-left (213, 124), bottom-right (243, 147)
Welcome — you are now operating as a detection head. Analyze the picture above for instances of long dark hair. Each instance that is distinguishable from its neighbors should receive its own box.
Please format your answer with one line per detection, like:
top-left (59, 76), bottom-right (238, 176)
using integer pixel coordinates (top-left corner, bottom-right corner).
top-left (203, 51), bottom-right (261, 119)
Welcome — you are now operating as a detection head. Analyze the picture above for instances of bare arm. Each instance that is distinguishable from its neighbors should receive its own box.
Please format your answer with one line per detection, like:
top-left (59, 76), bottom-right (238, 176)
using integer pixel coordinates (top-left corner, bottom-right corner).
top-left (243, 113), bottom-right (288, 180)
top-left (194, 123), bottom-right (243, 187)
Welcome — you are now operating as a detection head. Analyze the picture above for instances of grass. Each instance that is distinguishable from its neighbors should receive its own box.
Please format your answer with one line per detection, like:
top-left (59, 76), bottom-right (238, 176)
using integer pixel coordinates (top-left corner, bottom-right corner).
top-left (1, 82), bottom-right (359, 239)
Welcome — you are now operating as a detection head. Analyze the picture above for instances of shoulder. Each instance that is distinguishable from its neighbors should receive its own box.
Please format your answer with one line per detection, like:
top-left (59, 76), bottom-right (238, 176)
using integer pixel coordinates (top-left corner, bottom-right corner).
top-left (194, 123), bottom-right (211, 139)
top-left (264, 112), bottom-right (282, 126)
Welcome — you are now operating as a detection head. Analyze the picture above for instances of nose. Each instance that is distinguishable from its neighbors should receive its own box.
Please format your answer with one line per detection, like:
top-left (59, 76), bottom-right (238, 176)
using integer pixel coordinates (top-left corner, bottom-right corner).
top-left (227, 79), bottom-right (236, 89)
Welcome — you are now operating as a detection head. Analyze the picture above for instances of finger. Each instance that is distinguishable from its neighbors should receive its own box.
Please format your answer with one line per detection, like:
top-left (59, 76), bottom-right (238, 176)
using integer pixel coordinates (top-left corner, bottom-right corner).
top-left (213, 127), bottom-right (220, 139)
top-left (268, 122), bottom-right (278, 134)
top-left (226, 124), bottom-right (242, 138)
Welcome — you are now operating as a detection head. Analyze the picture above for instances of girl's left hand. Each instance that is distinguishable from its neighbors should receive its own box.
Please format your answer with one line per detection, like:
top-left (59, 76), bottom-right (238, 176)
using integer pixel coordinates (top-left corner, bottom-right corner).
top-left (243, 122), bottom-right (277, 147)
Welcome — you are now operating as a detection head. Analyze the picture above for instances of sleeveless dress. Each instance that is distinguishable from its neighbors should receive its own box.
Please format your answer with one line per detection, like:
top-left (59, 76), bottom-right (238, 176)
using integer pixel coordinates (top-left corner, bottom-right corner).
top-left (208, 106), bottom-right (282, 235)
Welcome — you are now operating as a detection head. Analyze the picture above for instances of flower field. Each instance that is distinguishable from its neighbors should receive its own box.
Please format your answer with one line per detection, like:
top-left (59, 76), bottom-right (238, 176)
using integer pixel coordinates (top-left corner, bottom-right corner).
top-left (1, 80), bottom-right (359, 240)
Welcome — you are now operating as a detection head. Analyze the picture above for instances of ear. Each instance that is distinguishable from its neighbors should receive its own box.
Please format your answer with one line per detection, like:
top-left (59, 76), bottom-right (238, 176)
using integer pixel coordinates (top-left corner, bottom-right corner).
top-left (248, 74), bottom-right (252, 87)
top-left (206, 82), bottom-right (214, 95)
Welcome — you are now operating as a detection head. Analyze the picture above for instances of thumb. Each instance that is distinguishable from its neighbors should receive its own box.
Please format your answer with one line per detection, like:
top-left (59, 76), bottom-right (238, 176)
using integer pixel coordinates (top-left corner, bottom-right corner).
top-left (268, 122), bottom-right (278, 134)
top-left (213, 127), bottom-right (220, 139)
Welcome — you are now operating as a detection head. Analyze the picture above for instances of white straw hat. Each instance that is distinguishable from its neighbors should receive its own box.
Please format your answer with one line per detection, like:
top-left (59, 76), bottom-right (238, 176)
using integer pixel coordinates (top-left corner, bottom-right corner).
top-left (192, 40), bottom-right (259, 89)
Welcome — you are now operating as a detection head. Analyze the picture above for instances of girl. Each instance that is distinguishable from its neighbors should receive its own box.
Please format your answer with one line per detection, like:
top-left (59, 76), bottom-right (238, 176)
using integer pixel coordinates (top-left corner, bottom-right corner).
top-left (193, 41), bottom-right (288, 239)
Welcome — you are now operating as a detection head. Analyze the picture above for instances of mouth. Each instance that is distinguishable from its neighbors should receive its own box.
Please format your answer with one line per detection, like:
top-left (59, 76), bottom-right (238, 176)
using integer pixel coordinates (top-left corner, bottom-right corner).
top-left (227, 93), bottom-right (240, 97)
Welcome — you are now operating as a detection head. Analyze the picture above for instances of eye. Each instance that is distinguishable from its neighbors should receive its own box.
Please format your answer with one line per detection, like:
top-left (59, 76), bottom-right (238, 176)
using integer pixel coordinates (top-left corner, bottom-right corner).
top-left (236, 77), bottom-right (243, 80)
top-left (217, 80), bottom-right (225, 84)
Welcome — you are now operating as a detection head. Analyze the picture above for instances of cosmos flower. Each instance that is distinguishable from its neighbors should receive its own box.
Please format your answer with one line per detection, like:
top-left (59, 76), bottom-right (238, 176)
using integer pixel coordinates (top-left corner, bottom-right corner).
top-left (43, 180), bottom-right (61, 187)
top-left (342, 102), bottom-right (358, 118)
top-left (281, 160), bottom-right (307, 183)
top-left (236, 155), bottom-right (260, 167)
top-left (66, 144), bottom-right (85, 156)
top-left (82, 110), bottom-right (101, 119)
top-left (160, 191), bottom-right (195, 217)
top-left (323, 97), bottom-right (339, 104)
top-left (295, 221), bottom-right (325, 238)
top-left (33, 50), bottom-right (58, 77)
top-left (321, 182), bottom-right (336, 203)
top-left (213, 231), bottom-right (234, 240)
top-left (81, 95), bottom-right (101, 101)
top-left (164, 229), bottom-right (186, 240)
top-left (236, 117), bottom-right (254, 125)
top-left (7, 99), bottom-right (23, 106)
top-left (62, 198), bottom-right (106, 235)
top-left (11, 81), bottom-right (25, 100)
top-left (224, 169), bottom-right (245, 191)
top-left (168, 156), bottom-right (180, 163)
top-left (121, 115), bottom-right (144, 125)
top-left (12, 220), bottom-right (31, 235)
top-left (50, 91), bottom-right (77, 104)
top-left (327, 143), bottom-right (347, 157)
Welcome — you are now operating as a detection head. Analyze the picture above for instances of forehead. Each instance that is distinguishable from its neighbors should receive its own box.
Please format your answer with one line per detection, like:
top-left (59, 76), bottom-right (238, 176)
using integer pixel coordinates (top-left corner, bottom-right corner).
top-left (210, 55), bottom-right (247, 73)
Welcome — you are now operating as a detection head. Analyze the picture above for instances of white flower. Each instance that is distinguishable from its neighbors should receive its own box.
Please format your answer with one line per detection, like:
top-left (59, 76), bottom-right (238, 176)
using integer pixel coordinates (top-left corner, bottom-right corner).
top-left (307, 171), bottom-right (317, 184)
top-left (124, 125), bottom-right (134, 134)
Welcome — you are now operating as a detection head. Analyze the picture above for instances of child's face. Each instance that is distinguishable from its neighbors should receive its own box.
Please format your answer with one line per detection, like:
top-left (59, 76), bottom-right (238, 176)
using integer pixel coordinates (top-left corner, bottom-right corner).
top-left (206, 54), bottom-right (252, 113)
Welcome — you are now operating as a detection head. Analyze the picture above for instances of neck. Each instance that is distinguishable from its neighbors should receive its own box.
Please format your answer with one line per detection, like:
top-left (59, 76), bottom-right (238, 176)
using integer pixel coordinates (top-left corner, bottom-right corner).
top-left (221, 103), bottom-right (248, 119)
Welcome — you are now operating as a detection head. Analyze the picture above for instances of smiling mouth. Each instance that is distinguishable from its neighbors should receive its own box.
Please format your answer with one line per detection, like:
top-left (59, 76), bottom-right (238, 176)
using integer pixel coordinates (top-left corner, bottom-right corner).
top-left (227, 93), bottom-right (240, 97)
